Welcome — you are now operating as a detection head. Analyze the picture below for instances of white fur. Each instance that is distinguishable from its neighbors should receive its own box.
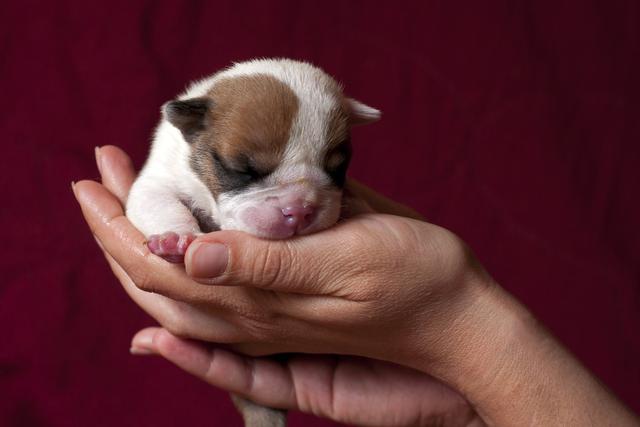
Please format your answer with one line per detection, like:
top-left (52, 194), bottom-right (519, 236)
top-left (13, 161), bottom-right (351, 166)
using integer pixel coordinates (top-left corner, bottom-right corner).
top-left (127, 59), bottom-right (377, 238)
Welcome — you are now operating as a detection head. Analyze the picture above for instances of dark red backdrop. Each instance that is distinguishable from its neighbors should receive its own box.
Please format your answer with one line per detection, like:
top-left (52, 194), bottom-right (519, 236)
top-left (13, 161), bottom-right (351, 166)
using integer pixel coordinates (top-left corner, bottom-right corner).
top-left (2, 1), bottom-right (639, 426)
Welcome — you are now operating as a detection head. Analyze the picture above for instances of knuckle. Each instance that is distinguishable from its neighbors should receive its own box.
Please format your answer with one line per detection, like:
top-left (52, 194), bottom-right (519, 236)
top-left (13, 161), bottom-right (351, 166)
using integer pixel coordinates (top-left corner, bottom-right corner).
top-left (232, 306), bottom-right (281, 342)
top-left (162, 316), bottom-right (189, 338)
top-left (242, 317), bottom-right (277, 342)
top-left (129, 265), bottom-right (157, 293)
top-left (248, 242), bottom-right (292, 289)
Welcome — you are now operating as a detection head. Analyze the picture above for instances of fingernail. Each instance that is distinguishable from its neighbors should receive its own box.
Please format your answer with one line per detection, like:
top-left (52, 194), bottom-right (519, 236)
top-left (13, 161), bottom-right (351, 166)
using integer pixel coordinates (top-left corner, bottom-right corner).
top-left (189, 242), bottom-right (228, 279)
top-left (94, 146), bottom-right (103, 175)
top-left (130, 329), bottom-right (156, 355)
top-left (130, 346), bottom-right (155, 355)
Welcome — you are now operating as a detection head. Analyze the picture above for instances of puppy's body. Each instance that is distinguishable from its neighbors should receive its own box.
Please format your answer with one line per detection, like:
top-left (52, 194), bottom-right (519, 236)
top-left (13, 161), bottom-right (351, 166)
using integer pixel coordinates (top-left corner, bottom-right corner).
top-left (128, 59), bottom-right (379, 243)
top-left (126, 58), bottom-right (380, 426)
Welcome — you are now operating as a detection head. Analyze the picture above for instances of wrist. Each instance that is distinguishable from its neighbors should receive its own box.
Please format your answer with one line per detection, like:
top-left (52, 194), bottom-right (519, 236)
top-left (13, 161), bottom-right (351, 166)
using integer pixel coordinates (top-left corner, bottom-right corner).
top-left (406, 274), bottom-right (550, 423)
top-left (413, 276), bottom-right (639, 426)
top-left (406, 268), bottom-right (521, 382)
top-left (429, 282), bottom-right (540, 422)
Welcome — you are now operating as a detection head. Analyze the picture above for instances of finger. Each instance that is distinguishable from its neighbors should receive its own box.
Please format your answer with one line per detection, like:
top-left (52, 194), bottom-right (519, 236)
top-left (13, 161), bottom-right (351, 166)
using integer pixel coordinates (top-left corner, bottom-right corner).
top-left (130, 326), bottom-right (303, 360)
top-left (74, 179), bottom-right (164, 286)
top-left (103, 249), bottom-right (181, 322)
top-left (184, 226), bottom-right (354, 296)
top-left (95, 145), bottom-right (137, 205)
top-left (152, 329), bottom-right (299, 410)
top-left (130, 327), bottom-right (161, 355)
top-left (345, 179), bottom-right (424, 220)
top-left (100, 245), bottom-right (248, 343)
top-left (73, 180), bottom-right (249, 310)
top-left (183, 213), bottom-right (395, 300)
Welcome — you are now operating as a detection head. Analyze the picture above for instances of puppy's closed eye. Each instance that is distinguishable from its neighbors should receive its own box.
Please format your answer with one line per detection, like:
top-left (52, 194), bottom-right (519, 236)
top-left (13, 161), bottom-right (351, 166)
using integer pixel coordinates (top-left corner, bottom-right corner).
top-left (327, 151), bottom-right (346, 170)
top-left (211, 151), bottom-right (271, 186)
top-left (325, 143), bottom-right (352, 186)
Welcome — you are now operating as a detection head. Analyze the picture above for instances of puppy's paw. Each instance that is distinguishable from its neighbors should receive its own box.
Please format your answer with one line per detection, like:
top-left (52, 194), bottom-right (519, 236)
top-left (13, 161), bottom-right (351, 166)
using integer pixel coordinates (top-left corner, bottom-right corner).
top-left (147, 232), bottom-right (196, 263)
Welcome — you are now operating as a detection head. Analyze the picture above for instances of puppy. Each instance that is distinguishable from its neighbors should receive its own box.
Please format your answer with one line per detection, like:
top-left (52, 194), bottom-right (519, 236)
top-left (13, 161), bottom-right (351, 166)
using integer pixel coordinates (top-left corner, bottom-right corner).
top-left (126, 58), bottom-right (380, 426)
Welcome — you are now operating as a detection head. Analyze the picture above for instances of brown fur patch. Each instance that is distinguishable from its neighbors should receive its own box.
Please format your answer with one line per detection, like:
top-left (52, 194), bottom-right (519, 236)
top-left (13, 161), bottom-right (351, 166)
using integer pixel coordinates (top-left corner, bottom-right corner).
top-left (190, 74), bottom-right (299, 196)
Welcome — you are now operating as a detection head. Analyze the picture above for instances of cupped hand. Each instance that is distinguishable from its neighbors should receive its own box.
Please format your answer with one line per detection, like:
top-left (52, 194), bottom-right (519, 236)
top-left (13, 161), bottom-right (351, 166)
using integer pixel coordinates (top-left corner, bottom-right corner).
top-left (74, 145), bottom-right (489, 425)
top-left (75, 146), bottom-right (493, 366)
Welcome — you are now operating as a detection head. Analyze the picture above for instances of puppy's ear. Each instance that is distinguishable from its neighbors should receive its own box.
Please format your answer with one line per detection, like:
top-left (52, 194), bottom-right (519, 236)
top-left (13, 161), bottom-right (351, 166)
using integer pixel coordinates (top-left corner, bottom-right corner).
top-left (163, 97), bottom-right (211, 143)
top-left (345, 98), bottom-right (381, 126)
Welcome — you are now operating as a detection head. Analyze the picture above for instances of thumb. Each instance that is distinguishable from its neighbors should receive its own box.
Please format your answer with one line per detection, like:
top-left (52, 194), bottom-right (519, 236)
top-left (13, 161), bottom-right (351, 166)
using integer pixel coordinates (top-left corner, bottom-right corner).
top-left (184, 229), bottom-right (340, 294)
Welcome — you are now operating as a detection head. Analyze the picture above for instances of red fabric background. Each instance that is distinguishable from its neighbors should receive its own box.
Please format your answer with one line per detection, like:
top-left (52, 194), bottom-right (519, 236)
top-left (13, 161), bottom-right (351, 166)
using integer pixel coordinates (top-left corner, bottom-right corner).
top-left (2, 1), bottom-right (639, 425)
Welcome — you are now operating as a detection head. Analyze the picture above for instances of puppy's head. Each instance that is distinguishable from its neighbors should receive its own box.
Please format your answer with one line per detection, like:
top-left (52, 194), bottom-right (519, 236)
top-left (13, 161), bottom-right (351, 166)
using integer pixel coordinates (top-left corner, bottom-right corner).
top-left (164, 59), bottom-right (380, 239)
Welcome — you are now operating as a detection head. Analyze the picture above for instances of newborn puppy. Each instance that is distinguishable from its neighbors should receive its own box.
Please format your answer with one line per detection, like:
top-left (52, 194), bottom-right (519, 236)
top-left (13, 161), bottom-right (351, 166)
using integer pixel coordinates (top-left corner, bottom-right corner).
top-left (126, 58), bottom-right (380, 426)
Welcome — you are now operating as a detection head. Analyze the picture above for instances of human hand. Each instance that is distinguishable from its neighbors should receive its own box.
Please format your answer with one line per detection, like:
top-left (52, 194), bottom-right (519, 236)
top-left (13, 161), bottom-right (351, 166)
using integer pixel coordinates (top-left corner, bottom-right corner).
top-left (74, 145), bottom-right (485, 426)
top-left (75, 146), bottom-right (639, 426)
top-left (76, 146), bottom-right (493, 365)
top-left (130, 327), bottom-right (484, 427)
top-left (75, 145), bottom-right (430, 348)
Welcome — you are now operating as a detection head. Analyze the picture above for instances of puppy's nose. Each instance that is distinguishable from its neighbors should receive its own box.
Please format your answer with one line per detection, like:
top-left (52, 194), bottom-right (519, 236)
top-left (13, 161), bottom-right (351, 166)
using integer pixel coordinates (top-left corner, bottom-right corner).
top-left (281, 204), bottom-right (315, 232)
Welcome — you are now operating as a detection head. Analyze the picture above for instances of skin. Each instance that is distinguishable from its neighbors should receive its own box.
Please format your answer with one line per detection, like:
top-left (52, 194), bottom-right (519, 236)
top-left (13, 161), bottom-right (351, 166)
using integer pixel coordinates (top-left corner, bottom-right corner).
top-left (74, 145), bottom-right (639, 427)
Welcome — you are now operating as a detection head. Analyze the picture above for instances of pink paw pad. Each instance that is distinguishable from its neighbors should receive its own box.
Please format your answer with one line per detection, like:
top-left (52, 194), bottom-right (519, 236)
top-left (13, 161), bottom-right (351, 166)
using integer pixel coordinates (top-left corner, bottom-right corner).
top-left (146, 232), bottom-right (196, 263)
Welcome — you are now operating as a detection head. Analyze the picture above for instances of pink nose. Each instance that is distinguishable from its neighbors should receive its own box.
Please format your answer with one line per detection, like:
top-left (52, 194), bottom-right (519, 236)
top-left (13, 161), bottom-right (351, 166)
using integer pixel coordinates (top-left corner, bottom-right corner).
top-left (281, 204), bottom-right (315, 232)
